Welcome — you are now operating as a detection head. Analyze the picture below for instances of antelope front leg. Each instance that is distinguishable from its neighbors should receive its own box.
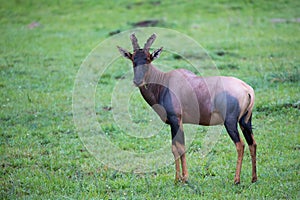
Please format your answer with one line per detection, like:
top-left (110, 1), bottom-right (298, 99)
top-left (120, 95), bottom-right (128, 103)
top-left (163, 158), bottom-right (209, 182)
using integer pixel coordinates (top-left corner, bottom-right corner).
top-left (169, 115), bottom-right (188, 183)
top-left (172, 143), bottom-right (188, 183)
top-left (180, 152), bottom-right (188, 183)
top-left (172, 144), bottom-right (181, 183)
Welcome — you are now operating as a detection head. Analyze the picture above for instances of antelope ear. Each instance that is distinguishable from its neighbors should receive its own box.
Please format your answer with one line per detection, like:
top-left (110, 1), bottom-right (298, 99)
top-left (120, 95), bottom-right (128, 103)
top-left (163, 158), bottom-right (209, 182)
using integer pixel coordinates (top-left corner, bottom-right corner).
top-left (151, 47), bottom-right (163, 61)
top-left (117, 46), bottom-right (132, 60)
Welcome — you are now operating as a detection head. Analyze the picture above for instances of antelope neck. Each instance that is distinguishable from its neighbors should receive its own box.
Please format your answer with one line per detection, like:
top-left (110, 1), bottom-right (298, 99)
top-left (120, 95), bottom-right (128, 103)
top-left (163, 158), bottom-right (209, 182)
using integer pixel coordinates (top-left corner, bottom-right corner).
top-left (144, 65), bottom-right (167, 87)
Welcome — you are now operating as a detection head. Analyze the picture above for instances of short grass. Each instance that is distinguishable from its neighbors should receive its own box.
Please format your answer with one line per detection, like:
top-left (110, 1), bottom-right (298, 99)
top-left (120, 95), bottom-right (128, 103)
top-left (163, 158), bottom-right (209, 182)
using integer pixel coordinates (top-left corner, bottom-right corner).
top-left (1, 0), bottom-right (299, 199)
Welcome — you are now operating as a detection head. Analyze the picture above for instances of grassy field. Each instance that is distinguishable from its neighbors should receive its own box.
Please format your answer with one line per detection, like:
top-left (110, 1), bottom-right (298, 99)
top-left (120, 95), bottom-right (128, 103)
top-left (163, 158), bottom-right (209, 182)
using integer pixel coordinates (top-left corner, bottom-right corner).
top-left (1, 0), bottom-right (299, 199)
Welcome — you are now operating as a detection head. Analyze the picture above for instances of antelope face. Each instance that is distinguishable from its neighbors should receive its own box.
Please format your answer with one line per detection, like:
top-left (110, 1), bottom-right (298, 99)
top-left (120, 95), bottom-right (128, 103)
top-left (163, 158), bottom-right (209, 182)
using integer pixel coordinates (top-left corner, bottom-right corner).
top-left (117, 33), bottom-right (163, 87)
top-left (132, 50), bottom-right (151, 87)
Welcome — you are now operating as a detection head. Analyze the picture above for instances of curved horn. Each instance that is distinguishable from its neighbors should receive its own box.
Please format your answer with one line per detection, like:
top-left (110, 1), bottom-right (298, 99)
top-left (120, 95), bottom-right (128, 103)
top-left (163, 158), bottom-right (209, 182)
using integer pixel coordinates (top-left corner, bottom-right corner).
top-left (144, 33), bottom-right (156, 51)
top-left (130, 33), bottom-right (140, 51)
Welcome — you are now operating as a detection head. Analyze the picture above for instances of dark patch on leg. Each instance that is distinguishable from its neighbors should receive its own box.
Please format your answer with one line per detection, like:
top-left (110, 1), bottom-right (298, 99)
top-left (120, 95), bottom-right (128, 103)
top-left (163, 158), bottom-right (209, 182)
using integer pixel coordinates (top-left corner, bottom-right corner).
top-left (239, 112), bottom-right (254, 145)
top-left (224, 120), bottom-right (240, 143)
top-left (215, 91), bottom-right (240, 122)
top-left (168, 115), bottom-right (180, 140)
top-left (219, 92), bottom-right (241, 143)
top-left (159, 87), bottom-right (182, 141)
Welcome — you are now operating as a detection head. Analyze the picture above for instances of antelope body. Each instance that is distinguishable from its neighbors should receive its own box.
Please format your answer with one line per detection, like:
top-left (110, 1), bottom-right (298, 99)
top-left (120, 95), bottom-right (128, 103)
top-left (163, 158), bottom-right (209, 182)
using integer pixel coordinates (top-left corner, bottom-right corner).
top-left (118, 33), bottom-right (257, 184)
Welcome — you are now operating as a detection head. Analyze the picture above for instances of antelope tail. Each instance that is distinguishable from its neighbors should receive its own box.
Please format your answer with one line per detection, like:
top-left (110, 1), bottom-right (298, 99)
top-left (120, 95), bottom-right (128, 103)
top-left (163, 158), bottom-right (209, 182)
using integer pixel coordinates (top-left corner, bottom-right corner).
top-left (245, 90), bottom-right (255, 123)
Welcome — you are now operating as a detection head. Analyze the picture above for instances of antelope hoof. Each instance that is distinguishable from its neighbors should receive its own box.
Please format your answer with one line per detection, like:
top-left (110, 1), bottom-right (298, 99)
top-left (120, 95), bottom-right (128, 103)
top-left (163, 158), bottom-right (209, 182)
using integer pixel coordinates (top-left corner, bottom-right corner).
top-left (174, 176), bottom-right (189, 184)
top-left (234, 178), bottom-right (240, 185)
top-left (252, 177), bottom-right (257, 183)
top-left (181, 176), bottom-right (189, 184)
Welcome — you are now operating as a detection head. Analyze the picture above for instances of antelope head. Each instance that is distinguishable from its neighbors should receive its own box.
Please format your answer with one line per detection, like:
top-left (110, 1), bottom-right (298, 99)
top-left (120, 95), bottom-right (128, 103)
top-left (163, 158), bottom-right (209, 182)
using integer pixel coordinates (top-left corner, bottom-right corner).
top-left (117, 33), bottom-right (163, 87)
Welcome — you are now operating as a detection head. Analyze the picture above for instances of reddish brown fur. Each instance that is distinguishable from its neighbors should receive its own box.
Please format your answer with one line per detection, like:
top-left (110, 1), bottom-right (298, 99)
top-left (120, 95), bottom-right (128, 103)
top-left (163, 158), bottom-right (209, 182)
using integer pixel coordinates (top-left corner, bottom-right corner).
top-left (118, 33), bottom-right (257, 184)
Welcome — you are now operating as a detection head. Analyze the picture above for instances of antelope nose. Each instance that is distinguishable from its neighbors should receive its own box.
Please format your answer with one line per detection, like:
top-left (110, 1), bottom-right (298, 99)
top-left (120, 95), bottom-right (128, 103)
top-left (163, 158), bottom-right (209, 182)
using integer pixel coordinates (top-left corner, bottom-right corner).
top-left (133, 80), bottom-right (143, 87)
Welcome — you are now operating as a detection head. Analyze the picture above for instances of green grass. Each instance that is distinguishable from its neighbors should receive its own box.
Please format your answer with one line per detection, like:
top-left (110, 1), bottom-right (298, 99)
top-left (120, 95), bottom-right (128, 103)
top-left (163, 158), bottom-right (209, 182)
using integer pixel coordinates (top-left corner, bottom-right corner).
top-left (1, 0), bottom-right (299, 199)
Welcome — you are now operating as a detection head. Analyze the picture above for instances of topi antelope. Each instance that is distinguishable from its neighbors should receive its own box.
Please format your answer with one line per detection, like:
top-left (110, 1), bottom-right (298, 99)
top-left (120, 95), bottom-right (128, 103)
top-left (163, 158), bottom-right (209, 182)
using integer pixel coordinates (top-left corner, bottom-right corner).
top-left (117, 33), bottom-right (257, 184)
